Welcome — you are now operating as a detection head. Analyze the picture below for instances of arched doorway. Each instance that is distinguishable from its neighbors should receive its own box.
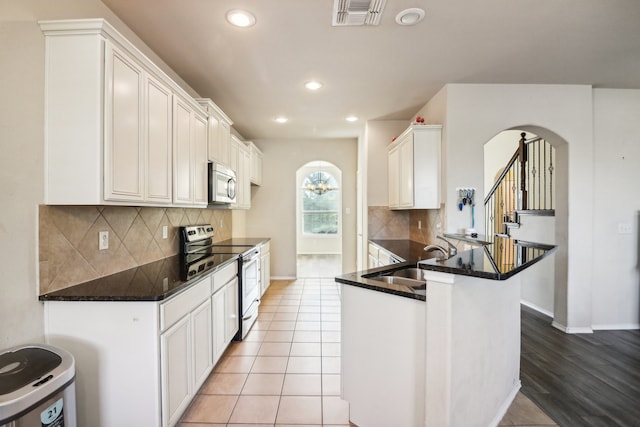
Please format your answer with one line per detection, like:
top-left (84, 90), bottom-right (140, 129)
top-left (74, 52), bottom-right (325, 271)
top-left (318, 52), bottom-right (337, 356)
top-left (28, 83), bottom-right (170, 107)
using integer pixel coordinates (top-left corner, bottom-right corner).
top-left (483, 128), bottom-right (568, 325)
top-left (295, 161), bottom-right (343, 278)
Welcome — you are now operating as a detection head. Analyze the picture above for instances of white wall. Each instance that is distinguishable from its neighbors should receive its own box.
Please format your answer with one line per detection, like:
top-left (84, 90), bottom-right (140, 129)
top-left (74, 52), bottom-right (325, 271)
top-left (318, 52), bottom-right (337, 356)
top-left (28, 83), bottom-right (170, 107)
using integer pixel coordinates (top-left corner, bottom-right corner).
top-left (483, 130), bottom-right (523, 198)
top-left (592, 89), bottom-right (640, 329)
top-left (245, 139), bottom-right (357, 278)
top-left (417, 84), bottom-right (594, 331)
top-left (0, 0), bottom-right (203, 349)
top-left (365, 120), bottom-right (408, 206)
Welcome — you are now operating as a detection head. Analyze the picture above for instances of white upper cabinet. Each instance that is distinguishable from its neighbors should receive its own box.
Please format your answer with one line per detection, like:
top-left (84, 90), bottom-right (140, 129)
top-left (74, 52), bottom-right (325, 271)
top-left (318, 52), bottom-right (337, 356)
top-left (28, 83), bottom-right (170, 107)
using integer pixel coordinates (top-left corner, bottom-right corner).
top-left (230, 135), bottom-right (251, 210)
top-left (104, 43), bottom-right (144, 201)
top-left (40, 19), bottom-right (208, 207)
top-left (173, 96), bottom-right (208, 206)
top-left (388, 125), bottom-right (442, 210)
top-left (248, 141), bottom-right (263, 186)
top-left (145, 75), bottom-right (173, 203)
top-left (196, 98), bottom-right (233, 169)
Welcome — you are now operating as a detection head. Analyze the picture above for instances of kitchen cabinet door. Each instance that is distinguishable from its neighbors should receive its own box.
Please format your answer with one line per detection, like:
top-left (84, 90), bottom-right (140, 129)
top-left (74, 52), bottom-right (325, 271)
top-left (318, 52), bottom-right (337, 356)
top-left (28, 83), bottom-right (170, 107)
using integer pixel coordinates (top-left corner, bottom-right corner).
top-left (173, 97), bottom-right (207, 206)
top-left (212, 288), bottom-right (227, 364)
top-left (104, 42), bottom-right (144, 202)
top-left (387, 125), bottom-right (442, 210)
top-left (192, 298), bottom-right (213, 392)
top-left (193, 111), bottom-right (208, 205)
top-left (173, 97), bottom-right (192, 204)
top-left (260, 244), bottom-right (271, 296)
top-left (230, 136), bottom-right (251, 209)
top-left (388, 146), bottom-right (400, 208)
top-left (145, 74), bottom-right (173, 203)
top-left (249, 142), bottom-right (263, 186)
top-left (399, 138), bottom-right (414, 208)
top-left (225, 278), bottom-right (239, 342)
top-left (217, 119), bottom-right (232, 167)
top-left (238, 142), bottom-right (251, 209)
top-left (160, 315), bottom-right (191, 427)
top-left (197, 98), bottom-right (233, 168)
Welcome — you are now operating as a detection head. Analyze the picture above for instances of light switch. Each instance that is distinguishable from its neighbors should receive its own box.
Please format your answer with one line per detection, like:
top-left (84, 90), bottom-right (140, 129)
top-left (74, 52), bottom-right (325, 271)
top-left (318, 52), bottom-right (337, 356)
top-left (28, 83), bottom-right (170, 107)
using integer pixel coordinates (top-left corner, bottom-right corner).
top-left (162, 225), bottom-right (168, 239)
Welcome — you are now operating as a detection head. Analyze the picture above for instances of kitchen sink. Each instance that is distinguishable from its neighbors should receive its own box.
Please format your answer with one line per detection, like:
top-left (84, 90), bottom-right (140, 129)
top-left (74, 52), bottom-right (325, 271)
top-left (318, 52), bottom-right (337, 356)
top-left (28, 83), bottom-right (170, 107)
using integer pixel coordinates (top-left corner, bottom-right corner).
top-left (364, 267), bottom-right (426, 290)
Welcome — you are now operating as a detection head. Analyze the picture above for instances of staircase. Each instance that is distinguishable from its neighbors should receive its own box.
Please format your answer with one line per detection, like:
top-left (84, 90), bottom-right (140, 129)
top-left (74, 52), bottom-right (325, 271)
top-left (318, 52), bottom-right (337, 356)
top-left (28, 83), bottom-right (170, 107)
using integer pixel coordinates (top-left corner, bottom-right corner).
top-left (484, 133), bottom-right (555, 243)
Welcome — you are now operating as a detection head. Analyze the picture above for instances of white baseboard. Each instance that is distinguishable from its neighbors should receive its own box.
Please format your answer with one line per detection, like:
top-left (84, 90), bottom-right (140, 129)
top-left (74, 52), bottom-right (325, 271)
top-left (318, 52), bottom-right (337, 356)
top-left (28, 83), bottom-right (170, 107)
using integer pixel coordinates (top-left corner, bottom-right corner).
top-left (592, 323), bottom-right (640, 330)
top-left (270, 276), bottom-right (297, 281)
top-left (552, 321), bottom-right (593, 334)
top-left (489, 381), bottom-right (521, 427)
top-left (520, 300), bottom-right (553, 318)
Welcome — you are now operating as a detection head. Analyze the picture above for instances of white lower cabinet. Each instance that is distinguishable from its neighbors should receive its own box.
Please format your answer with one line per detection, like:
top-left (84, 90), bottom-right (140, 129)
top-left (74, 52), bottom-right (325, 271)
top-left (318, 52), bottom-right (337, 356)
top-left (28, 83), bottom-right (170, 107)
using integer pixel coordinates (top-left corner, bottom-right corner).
top-left (43, 262), bottom-right (239, 427)
top-left (213, 273), bottom-right (239, 364)
top-left (161, 315), bottom-right (192, 427)
top-left (160, 296), bottom-right (212, 427)
top-left (260, 242), bottom-right (271, 296)
top-left (192, 299), bottom-right (214, 392)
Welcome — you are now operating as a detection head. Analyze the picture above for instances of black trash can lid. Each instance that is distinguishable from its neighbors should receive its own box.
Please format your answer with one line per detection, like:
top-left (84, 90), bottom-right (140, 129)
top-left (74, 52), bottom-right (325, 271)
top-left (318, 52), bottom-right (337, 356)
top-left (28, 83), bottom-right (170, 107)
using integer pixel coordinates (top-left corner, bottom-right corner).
top-left (0, 348), bottom-right (62, 395)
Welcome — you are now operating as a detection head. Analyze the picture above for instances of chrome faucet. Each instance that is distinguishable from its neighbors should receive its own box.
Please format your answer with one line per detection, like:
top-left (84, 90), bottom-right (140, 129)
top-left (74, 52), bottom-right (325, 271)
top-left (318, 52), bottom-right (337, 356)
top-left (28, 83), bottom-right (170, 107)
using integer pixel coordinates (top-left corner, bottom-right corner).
top-left (423, 235), bottom-right (458, 259)
top-left (436, 235), bottom-right (458, 257)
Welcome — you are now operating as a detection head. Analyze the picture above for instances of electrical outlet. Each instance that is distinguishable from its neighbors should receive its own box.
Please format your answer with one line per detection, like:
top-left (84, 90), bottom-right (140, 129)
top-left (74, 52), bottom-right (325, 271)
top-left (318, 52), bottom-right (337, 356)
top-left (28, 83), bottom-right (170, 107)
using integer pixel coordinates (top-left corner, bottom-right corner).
top-left (418, 220), bottom-right (422, 229)
top-left (99, 231), bottom-right (109, 250)
top-left (162, 225), bottom-right (168, 239)
top-left (618, 222), bottom-right (633, 234)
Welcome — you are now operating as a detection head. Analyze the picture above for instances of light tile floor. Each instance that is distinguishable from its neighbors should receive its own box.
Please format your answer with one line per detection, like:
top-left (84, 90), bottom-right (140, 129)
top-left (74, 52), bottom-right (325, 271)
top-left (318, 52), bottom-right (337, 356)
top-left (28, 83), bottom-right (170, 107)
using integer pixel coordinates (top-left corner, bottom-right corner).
top-left (179, 255), bottom-right (557, 427)
top-left (179, 278), bottom-right (352, 426)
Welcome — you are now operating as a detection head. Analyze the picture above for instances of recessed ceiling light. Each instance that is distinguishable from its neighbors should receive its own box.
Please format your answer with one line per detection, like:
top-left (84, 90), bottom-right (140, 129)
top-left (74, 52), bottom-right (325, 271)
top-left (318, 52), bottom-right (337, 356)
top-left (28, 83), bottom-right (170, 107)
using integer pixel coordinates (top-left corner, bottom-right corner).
top-left (226, 9), bottom-right (256, 27)
top-left (395, 8), bottom-right (425, 26)
top-left (274, 116), bottom-right (288, 123)
top-left (345, 116), bottom-right (358, 122)
top-left (304, 81), bottom-right (323, 91)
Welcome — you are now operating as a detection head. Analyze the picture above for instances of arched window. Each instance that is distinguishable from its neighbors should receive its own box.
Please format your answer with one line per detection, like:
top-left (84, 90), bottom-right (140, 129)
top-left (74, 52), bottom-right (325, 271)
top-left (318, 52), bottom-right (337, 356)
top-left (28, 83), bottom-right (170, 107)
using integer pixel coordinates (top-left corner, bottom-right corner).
top-left (301, 170), bottom-right (340, 235)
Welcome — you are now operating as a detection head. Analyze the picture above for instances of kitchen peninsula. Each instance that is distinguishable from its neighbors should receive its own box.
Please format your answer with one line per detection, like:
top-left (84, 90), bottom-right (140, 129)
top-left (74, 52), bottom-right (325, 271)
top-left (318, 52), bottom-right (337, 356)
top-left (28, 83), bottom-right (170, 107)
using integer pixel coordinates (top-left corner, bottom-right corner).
top-left (336, 237), bottom-right (556, 427)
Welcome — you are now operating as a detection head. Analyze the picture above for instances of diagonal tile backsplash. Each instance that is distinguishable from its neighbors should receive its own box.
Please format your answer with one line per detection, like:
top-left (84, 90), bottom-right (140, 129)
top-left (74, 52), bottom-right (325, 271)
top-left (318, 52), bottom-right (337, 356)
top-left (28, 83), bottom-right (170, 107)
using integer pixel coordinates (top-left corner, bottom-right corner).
top-left (368, 205), bottom-right (442, 245)
top-left (39, 205), bottom-right (232, 294)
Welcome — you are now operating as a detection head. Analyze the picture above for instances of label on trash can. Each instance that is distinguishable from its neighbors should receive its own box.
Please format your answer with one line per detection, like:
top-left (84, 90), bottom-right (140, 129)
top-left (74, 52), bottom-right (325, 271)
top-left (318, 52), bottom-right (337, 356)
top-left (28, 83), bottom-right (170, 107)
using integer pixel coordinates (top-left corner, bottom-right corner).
top-left (40, 398), bottom-right (64, 427)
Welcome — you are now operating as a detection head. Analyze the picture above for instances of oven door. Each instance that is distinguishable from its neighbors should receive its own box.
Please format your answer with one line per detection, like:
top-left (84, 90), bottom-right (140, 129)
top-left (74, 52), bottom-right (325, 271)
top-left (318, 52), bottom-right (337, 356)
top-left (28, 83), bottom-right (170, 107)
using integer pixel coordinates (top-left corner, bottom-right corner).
top-left (241, 250), bottom-right (261, 338)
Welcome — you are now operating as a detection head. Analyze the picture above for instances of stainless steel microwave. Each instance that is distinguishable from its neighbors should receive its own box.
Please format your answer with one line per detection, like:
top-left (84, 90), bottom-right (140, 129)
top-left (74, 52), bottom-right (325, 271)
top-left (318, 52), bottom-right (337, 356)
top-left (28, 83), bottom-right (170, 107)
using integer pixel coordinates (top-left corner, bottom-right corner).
top-left (208, 162), bottom-right (237, 204)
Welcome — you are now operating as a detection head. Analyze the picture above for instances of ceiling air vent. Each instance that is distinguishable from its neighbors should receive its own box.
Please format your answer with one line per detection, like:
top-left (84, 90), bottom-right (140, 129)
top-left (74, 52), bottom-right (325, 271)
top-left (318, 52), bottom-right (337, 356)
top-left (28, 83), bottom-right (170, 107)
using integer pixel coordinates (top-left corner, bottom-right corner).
top-left (332, 0), bottom-right (387, 26)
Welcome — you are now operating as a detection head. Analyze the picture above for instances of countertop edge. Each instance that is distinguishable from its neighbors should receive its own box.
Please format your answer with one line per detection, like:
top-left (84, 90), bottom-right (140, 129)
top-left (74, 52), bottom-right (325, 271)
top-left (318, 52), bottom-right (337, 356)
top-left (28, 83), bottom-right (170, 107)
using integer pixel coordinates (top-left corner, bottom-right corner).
top-left (335, 263), bottom-right (426, 302)
top-left (38, 255), bottom-right (240, 302)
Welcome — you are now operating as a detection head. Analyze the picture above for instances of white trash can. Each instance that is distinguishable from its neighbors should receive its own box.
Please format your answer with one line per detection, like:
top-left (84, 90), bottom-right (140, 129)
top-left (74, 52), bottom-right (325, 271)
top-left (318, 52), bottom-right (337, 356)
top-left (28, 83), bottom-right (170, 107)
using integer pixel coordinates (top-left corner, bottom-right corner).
top-left (0, 344), bottom-right (76, 427)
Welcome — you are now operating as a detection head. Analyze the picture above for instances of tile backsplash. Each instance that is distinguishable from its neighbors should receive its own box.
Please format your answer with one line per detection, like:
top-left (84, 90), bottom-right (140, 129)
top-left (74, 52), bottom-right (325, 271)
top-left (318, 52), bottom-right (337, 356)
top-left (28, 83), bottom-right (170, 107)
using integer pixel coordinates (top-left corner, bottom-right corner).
top-left (39, 205), bottom-right (232, 294)
top-left (368, 205), bottom-right (442, 244)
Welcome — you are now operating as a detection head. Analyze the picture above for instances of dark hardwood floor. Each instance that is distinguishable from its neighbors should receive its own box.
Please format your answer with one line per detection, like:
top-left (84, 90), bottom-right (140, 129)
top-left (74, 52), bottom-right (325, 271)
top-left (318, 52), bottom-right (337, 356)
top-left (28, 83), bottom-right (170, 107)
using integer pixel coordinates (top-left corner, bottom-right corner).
top-left (520, 305), bottom-right (640, 427)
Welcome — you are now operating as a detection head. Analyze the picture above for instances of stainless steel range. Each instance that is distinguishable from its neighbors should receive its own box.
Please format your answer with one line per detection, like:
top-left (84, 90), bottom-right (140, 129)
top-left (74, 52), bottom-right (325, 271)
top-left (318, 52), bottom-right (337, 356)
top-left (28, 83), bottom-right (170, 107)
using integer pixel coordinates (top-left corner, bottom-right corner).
top-left (179, 225), bottom-right (260, 340)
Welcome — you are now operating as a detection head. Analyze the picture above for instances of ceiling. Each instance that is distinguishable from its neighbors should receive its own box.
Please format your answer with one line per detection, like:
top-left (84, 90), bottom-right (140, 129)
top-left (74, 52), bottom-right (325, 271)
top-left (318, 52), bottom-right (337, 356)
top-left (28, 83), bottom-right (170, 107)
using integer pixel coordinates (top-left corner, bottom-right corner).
top-left (101, 0), bottom-right (640, 141)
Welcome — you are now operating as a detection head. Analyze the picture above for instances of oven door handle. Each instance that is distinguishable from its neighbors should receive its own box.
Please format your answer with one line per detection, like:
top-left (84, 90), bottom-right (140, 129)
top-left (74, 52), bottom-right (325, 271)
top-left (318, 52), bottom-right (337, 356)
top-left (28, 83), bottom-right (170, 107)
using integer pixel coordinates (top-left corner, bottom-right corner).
top-left (242, 299), bottom-right (260, 321)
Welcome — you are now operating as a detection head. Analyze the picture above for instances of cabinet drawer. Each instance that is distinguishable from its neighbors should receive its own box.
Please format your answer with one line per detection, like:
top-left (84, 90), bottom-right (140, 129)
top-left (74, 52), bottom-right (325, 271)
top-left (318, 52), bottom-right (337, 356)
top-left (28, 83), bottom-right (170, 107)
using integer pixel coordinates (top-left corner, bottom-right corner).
top-left (160, 276), bottom-right (212, 332)
top-left (213, 261), bottom-right (238, 293)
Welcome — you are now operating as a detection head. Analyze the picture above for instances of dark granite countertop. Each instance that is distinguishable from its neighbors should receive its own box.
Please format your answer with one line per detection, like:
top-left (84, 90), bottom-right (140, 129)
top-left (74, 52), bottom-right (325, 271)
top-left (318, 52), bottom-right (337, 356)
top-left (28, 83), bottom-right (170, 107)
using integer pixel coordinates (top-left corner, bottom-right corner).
top-left (38, 254), bottom-right (239, 302)
top-left (419, 237), bottom-right (556, 280)
top-left (336, 237), bottom-right (556, 300)
top-left (336, 263), bottom-right (428, 301)
top-left (213, 238), bottom-right (270, 247)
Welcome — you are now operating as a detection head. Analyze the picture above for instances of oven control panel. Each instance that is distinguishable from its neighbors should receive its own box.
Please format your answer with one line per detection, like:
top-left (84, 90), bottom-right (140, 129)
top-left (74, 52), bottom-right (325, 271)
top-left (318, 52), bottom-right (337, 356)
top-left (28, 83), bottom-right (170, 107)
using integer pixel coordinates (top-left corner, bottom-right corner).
top-left (182, 225), bottom-right (215, 242)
